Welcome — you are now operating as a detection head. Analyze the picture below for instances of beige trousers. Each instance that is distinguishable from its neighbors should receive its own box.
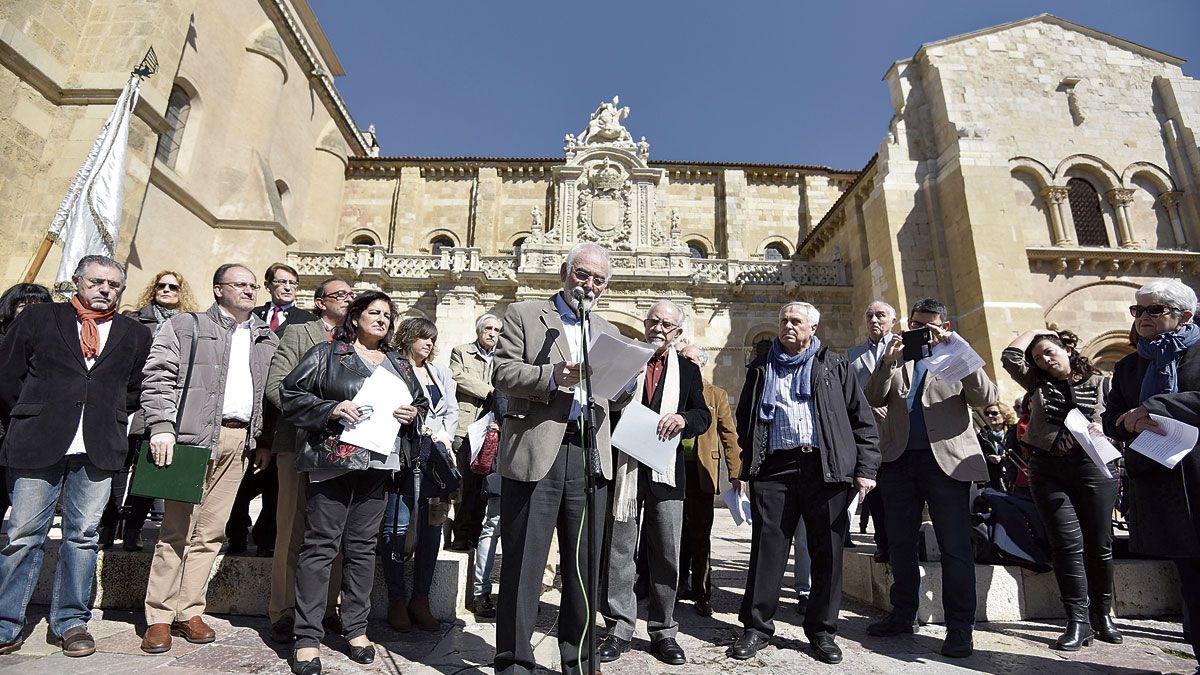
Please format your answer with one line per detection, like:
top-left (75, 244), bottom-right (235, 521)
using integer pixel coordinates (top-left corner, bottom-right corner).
top-left (270, 450), bottom-right (342, 623)
top-left (144, 426), bottom-right (247, 625)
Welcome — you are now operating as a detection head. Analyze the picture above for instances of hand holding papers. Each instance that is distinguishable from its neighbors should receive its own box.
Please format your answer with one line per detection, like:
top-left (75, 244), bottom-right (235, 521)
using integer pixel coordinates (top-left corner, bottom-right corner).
top-left (1130, 414), bottom-right (1198, 469)
top-left (340, 367), bottom-right (414, 456)
top-left (1065, 408), bottom-right (1122, 478)
top-left (925, 332), bottom-right (985, 384)
top-left (610, 400), bottom-right (677, 474)
top-left (467, 412), bottom-right (495, 463)
top-left (723, 486), bottom-right (752, 525)
top-left (584, 332), bottom-right (657, 400)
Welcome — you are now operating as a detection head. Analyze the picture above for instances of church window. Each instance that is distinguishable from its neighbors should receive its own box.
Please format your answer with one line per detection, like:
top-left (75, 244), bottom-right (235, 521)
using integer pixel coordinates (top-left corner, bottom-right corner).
top-left (687, 241), bottom-right (707, 259)
top-left (351, 234), bottom-right (376, 245)
top-left (513, 237), bottom-right (526, 258)
top-left (155, 85), bottom-right (192, 169)
top-left (431, 236), bottom-right (455, 254)
top-left (763, 242), bottom-right (789, 261)
top-left (1067, 178), bottom-right (1109, 247)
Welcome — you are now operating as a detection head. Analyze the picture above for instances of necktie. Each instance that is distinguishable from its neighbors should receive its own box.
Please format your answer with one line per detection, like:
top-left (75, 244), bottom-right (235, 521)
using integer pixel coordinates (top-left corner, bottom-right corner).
top-left (270, 306), bottom-right (281, 332)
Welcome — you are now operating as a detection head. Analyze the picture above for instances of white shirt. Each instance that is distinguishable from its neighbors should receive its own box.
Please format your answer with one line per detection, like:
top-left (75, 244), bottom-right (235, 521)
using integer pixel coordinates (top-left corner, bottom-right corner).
top-left (221, 319), bottom-right (255, 422)
top-left (66, 319), bottom-right (114, 455)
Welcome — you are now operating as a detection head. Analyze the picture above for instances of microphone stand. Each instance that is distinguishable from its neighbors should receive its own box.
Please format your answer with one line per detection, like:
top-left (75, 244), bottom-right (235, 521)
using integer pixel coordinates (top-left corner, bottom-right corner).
top-left (575, 297), bottom-right (601, 675)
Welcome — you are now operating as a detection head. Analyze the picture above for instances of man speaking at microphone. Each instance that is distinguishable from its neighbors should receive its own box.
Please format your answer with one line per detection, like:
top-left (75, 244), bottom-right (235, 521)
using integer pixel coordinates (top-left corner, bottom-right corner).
top-left (493, 242), bottom-right (631, 675)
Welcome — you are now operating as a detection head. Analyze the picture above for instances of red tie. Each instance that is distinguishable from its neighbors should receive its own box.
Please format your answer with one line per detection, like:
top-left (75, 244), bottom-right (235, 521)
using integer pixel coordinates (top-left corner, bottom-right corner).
top-left (270, 306), bottom-right (282, 332)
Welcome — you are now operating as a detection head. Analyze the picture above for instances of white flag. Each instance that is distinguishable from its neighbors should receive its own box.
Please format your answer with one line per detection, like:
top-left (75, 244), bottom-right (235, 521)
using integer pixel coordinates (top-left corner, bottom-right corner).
top-left (48, 75), bottom-right (141, 297)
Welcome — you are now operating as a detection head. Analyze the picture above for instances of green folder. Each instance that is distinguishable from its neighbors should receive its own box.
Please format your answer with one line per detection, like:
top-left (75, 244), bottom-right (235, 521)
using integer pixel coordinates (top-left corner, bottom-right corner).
top-left (129, 440), bottom-right (210, 504)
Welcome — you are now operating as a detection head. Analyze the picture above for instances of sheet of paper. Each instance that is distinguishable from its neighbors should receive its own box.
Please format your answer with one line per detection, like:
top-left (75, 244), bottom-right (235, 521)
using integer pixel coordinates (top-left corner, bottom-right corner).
top-left (339, 366), bottom-right (414, 456)
top-left (467, 412), bottom-right (495, 463)
top-left (723, 487), bottom-right (751, 526)
top-left (583, 331), bottom-right (657, 401)
top-left (1063, 408), bottom-right (1122, 478)
top-left (924, 332), bottom-right (985, 385)
top-left (1130, 413), bottom-right (1198, 469)
top-left (610, 400), bottom-right (678, 475)
top-left (847, 492), bottom-right (861, 520)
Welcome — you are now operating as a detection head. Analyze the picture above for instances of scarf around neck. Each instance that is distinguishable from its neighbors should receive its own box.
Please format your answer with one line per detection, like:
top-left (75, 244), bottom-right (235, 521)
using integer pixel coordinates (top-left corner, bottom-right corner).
top-left (1138, 322), bottom-right (1200, 403)
top-left (70, 295), bottom-right (115, 358)
top-left (759, 335), bottom-right (822, 422)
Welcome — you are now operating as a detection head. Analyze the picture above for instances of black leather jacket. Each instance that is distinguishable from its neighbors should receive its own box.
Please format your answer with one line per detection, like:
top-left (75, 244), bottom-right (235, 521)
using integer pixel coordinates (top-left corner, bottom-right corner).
top-left (280, 340), bottom-right (429, 468)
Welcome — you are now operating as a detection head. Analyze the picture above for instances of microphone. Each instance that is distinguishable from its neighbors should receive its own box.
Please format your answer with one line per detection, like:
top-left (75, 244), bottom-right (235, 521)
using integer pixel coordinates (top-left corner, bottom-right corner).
top-left (572, 286), bottom-right (589, 317)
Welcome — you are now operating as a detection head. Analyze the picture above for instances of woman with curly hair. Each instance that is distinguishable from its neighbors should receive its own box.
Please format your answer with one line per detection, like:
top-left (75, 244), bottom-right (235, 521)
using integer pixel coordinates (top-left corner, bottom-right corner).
top-left (132, 271), bottom-right (198, 335)
top-left (977, 401), bottom-right (1018, 491)
top-left (1003, 329), bottom-right (1120, 651)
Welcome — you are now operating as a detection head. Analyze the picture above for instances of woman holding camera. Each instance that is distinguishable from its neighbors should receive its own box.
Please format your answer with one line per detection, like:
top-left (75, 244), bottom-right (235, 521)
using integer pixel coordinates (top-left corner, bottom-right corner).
top-left (280, 292), bottom-right (428, 674)
top-left (1003, 328), bottom-right (1119, 651)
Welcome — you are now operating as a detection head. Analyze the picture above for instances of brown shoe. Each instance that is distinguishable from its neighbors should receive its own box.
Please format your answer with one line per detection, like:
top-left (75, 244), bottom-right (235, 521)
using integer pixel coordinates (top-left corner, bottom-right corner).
top-left (408, 597), bottom-right (440, 632)
top-left (141, 623), bottom-right (172, 653)
top-left (0, 638), bottom-right (22, 655)
top-left (50, 625), bottom-right (96, 657)
top-left (387, 599), bottom-right (411, 632)
top-left (171, 615), bottom-right (216, 643)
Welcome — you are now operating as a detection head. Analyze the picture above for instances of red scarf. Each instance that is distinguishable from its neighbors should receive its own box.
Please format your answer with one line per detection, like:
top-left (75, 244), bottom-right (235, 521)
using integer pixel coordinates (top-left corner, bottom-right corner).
top-left (70, 295), bottom-right (115, 358)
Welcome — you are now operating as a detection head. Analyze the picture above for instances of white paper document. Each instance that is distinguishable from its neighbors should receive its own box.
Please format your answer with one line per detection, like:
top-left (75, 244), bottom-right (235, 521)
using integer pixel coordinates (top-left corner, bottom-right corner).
top-left (610, 400), bottom-right (678, 475)
top-left (1130, 414), bottom-right (1198, 469)
top-left (924, 332), bottom-right (985, 385)
top-left (1064, 408), bottom-right (1122, 478)
top-left (584, 331), bottom-right (657, 401)
top-left (846, 492), bottom-right (861, 520)
top-left (723, 487), bottom-right (752, 526)
top-left (467, 412), bottom-right (495, 463)
top-left (339, 366), bottom-right (414, 456)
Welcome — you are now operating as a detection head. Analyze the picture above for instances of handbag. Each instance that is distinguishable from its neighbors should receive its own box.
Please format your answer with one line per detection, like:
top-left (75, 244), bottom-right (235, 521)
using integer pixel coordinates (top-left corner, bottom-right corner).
top-left (469, 426), bottom-right (499, 476)
top-left (297, 343), bottom-right (372, 471)
top-left (423, 433), bottom-right (461, 499)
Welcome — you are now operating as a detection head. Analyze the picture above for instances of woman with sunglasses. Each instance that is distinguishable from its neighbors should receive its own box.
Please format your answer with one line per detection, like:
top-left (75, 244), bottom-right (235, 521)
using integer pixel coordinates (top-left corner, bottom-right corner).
top-left (976, 402), bottom-right (1018, 491)
top-left (1003, 327), bottom-right (1119, 651)
top-left (132, 271), bottom-right (199, 334)
top-left (1103, 278), bottom-right (1200, 670)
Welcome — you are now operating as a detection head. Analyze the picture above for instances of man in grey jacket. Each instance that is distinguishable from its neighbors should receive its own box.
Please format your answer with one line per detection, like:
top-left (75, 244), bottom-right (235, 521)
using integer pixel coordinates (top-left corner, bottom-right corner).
top-left (139, 264), bottom-right (279, 654)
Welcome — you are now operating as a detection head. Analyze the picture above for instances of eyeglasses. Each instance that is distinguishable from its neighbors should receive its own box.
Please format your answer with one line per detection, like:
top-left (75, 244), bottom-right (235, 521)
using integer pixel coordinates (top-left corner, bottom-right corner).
top-left (644, 317), bottom-right (680, 331)
top-left (218, 281), bottom-right (261, 291)
top-left (155, 282), bottom-right (179, 291)
top-left (83, 277), bottom-right (123, 290)
top-left (985, 410), bottom-right (1002, 417)
top-left (271, 279), bottom-right (299, 288)
top-left (1129, 304), bottom-right (1179, 318)
top-left (571, 268), bottom-right (609, 287)
top-left (908, 319), bottom-right (944, 329)
top-left (322, 290), bottom-right (356, 301)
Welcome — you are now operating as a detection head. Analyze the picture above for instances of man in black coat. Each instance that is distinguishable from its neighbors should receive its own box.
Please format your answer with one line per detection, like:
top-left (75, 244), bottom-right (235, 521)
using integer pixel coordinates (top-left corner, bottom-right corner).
top-left (598, 300), bottom-right (711, 666)
top-left (0, 255), bottom-right (151, 658)
top-left (727, 301), bottom-right (879, 665)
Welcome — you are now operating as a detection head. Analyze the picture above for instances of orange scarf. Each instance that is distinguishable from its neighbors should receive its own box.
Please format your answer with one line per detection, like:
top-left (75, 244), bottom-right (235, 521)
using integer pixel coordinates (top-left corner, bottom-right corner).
top-left (70, 295), bottom-right (115, 358)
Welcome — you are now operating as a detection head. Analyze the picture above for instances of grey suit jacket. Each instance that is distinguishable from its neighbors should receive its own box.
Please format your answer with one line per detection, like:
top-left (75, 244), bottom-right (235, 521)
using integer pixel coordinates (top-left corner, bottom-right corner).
top-left (847, 339), bottom-right (883, 390)
top-left (493, 294), bottom-right (628, 482)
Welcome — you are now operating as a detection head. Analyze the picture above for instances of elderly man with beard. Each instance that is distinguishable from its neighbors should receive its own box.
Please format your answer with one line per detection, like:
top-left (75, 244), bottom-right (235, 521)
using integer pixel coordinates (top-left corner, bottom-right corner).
top-left (492, 242), bottom-right (634, 675)
top-left (0, 255), bottom-right (151, 657)
top-left (598, 301), bottom-right (710, 665)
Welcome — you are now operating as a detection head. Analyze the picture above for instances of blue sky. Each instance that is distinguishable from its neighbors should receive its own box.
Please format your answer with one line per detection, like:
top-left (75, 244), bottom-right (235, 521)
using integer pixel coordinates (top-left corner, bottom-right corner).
top-left (309, 1), bottom-right (1200, 171)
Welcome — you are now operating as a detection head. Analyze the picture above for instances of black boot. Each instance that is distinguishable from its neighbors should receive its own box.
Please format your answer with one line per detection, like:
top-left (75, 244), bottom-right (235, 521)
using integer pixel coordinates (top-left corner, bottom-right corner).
top-left (1054, 620), bottom-right (1093, 651)
top-left (1091, 611), bottom-right (1123, 644)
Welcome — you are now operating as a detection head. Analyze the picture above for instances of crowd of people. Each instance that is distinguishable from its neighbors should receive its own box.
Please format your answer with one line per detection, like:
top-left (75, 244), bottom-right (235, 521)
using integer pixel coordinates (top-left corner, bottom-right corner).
top-left (0, 245), bottom-right (1196, 675)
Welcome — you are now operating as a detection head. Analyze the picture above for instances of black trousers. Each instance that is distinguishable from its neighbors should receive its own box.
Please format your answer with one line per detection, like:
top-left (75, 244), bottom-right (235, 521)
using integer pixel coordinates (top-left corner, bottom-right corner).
top-left (1029, 453), bottom-right (1118, 621)
top-left (739, 450), bottom-right (851, 638)
top-left (450, 437), bottom-right (486, 546)
top-left (495, 434), bottom-right (607, 675)
top-left (294, 469), bottom-right (389, 650)
top-left (679, 459), bottom-right (716, 600)
top-left (1175, 557), bottom-right (1200, 664)
top-left (225, 455), bottom-right (278, 549)
top-left (880, 448), bottom-right (976, 630)
top-left (861, 486), bottom-right (888, 553)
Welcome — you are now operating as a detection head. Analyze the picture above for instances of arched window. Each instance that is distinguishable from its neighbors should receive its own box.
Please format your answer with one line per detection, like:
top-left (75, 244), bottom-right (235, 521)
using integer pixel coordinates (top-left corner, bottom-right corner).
top-left (753, 337), bottom-right (772, 361)
top-left (513, 236), bottom-right (526, 258)
top-left (275, 179), bottom-right (291, 211)
top-left (687, 241), bottom-right (708, 259)
top-left (431, 236), bottom-right (455, 255)
top-left (1067, 178), bottom-right (1109, 247)
top-left (351, 234), bottom-right (376, 246)
top-left (155, 85), bottom-right (192, 169)
top-left (763, 242), bottom-right (789, 261)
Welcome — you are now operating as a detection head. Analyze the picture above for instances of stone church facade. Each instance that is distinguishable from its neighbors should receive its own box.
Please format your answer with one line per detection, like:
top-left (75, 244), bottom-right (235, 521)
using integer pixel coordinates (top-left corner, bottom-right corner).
top-left (2, 5), bottom-right (1198, 400)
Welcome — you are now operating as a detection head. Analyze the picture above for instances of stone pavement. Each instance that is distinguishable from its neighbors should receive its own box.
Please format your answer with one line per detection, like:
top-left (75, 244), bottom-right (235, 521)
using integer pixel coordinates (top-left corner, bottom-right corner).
top-left (1, 509), bottom-right (1195, 674)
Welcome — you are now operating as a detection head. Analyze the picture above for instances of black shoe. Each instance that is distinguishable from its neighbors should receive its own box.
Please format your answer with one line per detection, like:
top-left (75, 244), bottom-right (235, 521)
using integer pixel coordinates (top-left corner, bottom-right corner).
top-left (872, 551), bottom-right (889, 563)
top-left (226, 539), bottom-right (248, 556)
top-left (809, 633), bottom-right (842, 664)
top-left (123, 528), bottom-right (144, 552)
top-left (1091, 614), bottom-right (1123, 644)
top-left (940, 627), bottom-right (973, 658)
top-left (348, 644), bottom-right (375, 664)
top-left (1054, 620), bottom-right (1093, 651)
top-left (256, 546), bottom-right (274, 558)
top-left (726, 630), bottom-right (767, 660)
top-left (596, 635), bottom-right (630, 663)
top-left (867, 613), bottom-right (918, 637)
top-left (270, 617), bottom-right (295, 644)
top-left (473, 593), bottom-right (496, 619)
top-left (98, 525), bottom-right (116, 551)
top-left (652, 637), bottom-right (686, 665)
top-left (844, 538), bottom-right (857, 548)
top-left (695, 597), bottom-right (713, 617)
top-left (446, 538), bottom-right (472, 553)
top-left (288, 654), bottom-right (321, 675)
top-left (322, 613), bottom-right (344, 637)
top-left (796, 595), bottom-right (810, 616)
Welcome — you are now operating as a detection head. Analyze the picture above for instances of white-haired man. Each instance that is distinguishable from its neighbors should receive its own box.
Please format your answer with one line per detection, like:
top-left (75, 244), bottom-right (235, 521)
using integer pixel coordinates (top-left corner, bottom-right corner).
top-left (728, 301), bottom-right (879, 664)
top-left (599, 301), bottom-right (710, 665)
top-left (846, 299), bottom-right (896, 562)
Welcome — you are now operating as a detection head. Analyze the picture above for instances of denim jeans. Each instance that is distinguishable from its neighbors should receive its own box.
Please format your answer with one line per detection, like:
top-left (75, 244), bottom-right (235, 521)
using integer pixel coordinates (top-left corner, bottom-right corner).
top-left (0, 456), bottom-right (113, 642)
top-left (473, 494), bottom-right (501, 597)
top-left (381, 489), bottom-right (442, 601)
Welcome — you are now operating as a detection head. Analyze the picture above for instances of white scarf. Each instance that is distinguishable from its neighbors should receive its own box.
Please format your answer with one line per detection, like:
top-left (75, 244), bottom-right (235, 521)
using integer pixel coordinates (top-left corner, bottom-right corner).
top-left (613, 346), bottom-right (680, 522)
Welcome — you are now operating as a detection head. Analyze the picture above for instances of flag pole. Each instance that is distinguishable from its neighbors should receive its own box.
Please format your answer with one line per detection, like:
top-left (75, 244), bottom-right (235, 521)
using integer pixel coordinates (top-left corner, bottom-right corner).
top-left (20, 47), bottom-right (157, 286)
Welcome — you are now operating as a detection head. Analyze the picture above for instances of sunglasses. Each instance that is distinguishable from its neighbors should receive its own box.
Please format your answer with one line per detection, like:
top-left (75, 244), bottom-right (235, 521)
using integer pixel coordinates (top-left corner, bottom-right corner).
top-left (156, 282), bottom-right (179, 291)
top-left (985, 410), bottom-right (1002, 416)
top-left (1129, 304), bottom-right (1179, 318)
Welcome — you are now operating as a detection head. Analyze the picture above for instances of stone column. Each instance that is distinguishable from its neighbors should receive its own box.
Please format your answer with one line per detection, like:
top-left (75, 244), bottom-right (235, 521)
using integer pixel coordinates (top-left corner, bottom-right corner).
top-left (1040, 186), bottom-right (1072, 246)
top-left (1160, 191), bottom-right (1188, 249)
top-left (1106, 188), bottom-right (1137, 248)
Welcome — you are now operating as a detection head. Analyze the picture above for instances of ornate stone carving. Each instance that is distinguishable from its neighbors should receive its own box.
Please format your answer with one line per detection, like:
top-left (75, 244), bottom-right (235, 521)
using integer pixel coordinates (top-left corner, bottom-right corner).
top-left (1106, 188), bottom-right (1135, 208)
top-left (670, 208), bottom-right (681, 239)
top-left (578, 96), bottom-right (635, 147)
top-left (575, 157), bottom-right (633, 249)
top-left (1040, 186), bottom-right (1069, 205)
top-left (637, 136), bottom-right (650, 161)
top-left (530, 205), bottom-right (543, 235)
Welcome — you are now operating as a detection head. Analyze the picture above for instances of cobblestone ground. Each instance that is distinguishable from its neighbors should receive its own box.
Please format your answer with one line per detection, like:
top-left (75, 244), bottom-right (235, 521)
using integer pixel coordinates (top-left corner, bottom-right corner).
top-left (1, 511), bottom-right (1194, 674)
